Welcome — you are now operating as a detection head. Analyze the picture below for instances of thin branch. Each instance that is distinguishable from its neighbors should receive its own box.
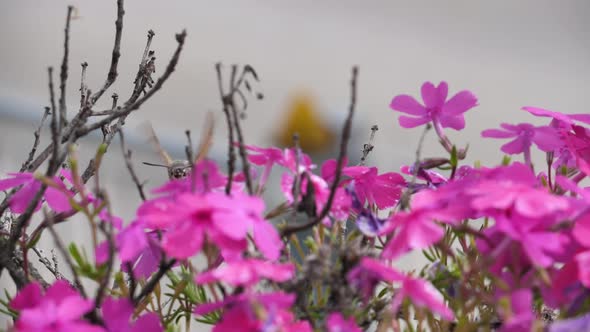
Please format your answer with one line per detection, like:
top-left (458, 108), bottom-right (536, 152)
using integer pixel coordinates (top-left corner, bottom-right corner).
top-left (281, 66), bottom-right (359, 237)
top-left (217, 64), bottom-right (255, 194)
top-left (44, 209), bottom-right (87, 297)
top-left (20, 107), bottom-right (51, 172)
top-left (95, 215), bottom-right (116, 308)
top-left (80, 30), bottom-right (186, 183)
top-left (90, 0), bottom-right (124, 104)
top-left (74, 30), bottom-right (187, 139)
top-left (230, 102), bottom-right (253, 194)
top-left (399, 123), bottom-right (431, 210)
top-left (133, 259), bottom-right (176, 306)
top-left (0, 237), bottom-right (49, 289)
top-left (80, 62), bottom-right (88, 107)
top-left (119, 130), bottom-right (147, 201)
top-left (31, 247), bottom-right (66, 280)
top-left (58, 6), bottom-right (74, 129)
top-left (217, 63), bottom-right (236, 195)
top-left (359, 125), bottom-right (378, 166)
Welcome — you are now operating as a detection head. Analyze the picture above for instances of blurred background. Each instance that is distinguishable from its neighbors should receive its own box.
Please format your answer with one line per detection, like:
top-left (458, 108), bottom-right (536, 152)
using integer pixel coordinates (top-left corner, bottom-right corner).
top-left (1, 0), bottom-right (590, 329)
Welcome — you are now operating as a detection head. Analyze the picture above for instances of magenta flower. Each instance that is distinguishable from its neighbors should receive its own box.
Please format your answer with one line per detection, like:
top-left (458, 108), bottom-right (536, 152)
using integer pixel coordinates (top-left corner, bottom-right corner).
top-left (102, 297), bottom-right (162, 332)
top-left (497, 289), bottom-right (534, 332)
top-left (137, 191), bottom-right (282, 261)
top-left (10, 281), bottom-right (103, 332)
top-left (195, 259), bottom-right (295, 287)
top-left (96, 221), bottom-right (164, 279)
top-left (326, 313), bottom-right (362, 332)
top-left (347, 257), bottom-right (454, 320)
top-left (522, 106), bottom-right (590, 127)
top-left (281, 171), bottom-right (351, 222)
top-left (195, 291), bottom-right (309, 332)
top-left (481, 123), bottom-right (561, 164)
top-left (347, 167), bottom-right (405, 209)
top-left (0, 171), bottom-right (71, 214)
top-left (321, 158), bottom-right (406, 210)
top-left (564, 125), bottom-right (590, 176)
top-left (390, 81), bottom-right (478, 130)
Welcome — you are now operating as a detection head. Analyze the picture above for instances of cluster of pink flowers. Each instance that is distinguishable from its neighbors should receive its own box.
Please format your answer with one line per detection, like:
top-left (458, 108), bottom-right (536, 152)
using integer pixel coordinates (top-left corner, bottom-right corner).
top-left (3, 80), bottom-right (590, 331)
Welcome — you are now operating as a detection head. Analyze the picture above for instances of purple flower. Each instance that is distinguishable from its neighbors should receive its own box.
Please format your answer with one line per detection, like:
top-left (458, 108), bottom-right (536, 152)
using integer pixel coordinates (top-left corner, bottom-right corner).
top-left (0, 171), bottom-right (71, 213)
top-left (481, 123), bottom-right (561, 164)
top-left (347, 257), bottom-right (454, 320)
top-left (497, 289), bottom-right (534, 332)
top-left (102, 297), bottom-right (162, 332)
top-left (10, 281), bottom-right (103, 332)
top-left (195, 291), bottom-right (309, 332)
top-left (326, 313), bottom-right (362, 332)
top-left (195, 259), bottom-right (295, 288)
top-left (390, 81), bottom-right (478, 130)
top-left (549, 313), bottom-right (590, 332)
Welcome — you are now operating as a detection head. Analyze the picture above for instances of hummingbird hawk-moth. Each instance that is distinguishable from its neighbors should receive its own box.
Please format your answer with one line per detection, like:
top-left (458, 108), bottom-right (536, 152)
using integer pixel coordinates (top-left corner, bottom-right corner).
top-left (142, 112), bottom-right (214, 180)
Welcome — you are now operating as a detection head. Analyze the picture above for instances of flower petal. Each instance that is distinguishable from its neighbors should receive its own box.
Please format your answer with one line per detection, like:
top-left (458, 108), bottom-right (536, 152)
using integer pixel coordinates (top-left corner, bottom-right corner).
top-left (45, 187), bottom-right (71, 212)
top-left (390, 95), bottom-right (426, 115)
top-left (398, 115), bottom-right (431, 128)
top-left (443, 90), bottom-right (478, 116)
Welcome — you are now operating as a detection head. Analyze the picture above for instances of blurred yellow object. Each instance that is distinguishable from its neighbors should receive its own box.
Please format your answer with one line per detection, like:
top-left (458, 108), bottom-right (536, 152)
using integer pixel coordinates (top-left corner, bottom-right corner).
top-left (275, 92), bottom-right (336, 153)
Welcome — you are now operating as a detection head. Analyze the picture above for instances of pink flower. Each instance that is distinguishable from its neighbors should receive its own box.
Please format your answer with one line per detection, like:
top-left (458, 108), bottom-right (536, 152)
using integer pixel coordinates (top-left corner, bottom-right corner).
top-left (195, 259), bottom-right (295, 287)
top-left (137, 191), bottom-right (282, 261)
top-left (497, 289), bottom-right (534, 332)
top-left (102, 297), bottom-right (162, 332)
top-left (347, 257), bottom-right (454, 320)
top-left (390, 81), bottom-right (478, 130)
top-left (96, 222), bottom-right (164, 279)
top-left (0, 171), bottom-right (71, 213)
top-left (347, 167), bottom-right (405, 209)
top-left (10, 281), bottom-right (103, 332)
top-left (281, 170), bottom-right (351, 222)
top-left (522, 106), bottom-right (590, 127)
top-left (195, 291), bottom-right (309, 332)
top-left (564, 125), bottom-right (590, 176)
top-left (326, 313), bottom-right (362, 332)
top-left (481, 123), bottom-right (560, 164)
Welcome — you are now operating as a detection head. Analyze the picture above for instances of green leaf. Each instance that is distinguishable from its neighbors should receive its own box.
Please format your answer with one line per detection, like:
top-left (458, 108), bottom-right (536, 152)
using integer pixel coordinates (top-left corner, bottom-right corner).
top-left (450, 145), bottom-right (458, 168)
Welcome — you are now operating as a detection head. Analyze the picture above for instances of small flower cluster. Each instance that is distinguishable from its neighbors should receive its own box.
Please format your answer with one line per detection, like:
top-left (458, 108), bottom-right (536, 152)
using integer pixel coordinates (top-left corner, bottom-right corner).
top-left (2, 79), bottom-right (590, 332)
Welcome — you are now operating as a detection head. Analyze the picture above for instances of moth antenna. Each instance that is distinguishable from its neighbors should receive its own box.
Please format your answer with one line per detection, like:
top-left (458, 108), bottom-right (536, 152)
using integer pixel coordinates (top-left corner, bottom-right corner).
top-left (142, 162), bottom-right (170, 168)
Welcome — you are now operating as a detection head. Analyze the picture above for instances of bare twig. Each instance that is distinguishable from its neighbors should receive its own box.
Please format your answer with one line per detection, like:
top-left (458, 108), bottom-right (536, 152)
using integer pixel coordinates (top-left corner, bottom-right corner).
top-left (217, 63), bottom-right (236, 195)
top-left (119, 130), bottom-right (147, 201)
top-left (133, 259), bottom-right (176, 306)
top-left (31, 247), bottom-right (66, 280)
top-left (216, 64), bottom-right (256, 194)
top-left (0, 237), bottom-right (49, 289)
top-left (58, 6), bottom-right (74, 129)
top-left (359, 125), bottom-right (378, 166)
top-left (44, 209), bottom-right (87, 297)
top-left (20, 107), bottom-right (51, 172)
top-left (80, 62), bottom-right (88, 107)
top-left (281, 66), bottom-right (359, 237)
top-left (230, 100), bottom-right (253, 194)
top-left (399, 123), bottom-right (431, 210)
top-left (74, 30), bottom-right (187, 139)
top-left (79, 30), bottom-right (187, 183)
top-left (90, 0), bottom-right (124, 104)
top-left (95, 214), bottom-right (116, 308)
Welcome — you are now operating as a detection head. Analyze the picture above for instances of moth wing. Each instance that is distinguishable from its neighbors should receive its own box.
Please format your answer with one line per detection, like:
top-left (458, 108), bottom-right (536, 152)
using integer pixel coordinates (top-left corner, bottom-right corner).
top-left (140, 121), bottom-right (173, 166)
top-left (194, 112), bottom-right (215, 164)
